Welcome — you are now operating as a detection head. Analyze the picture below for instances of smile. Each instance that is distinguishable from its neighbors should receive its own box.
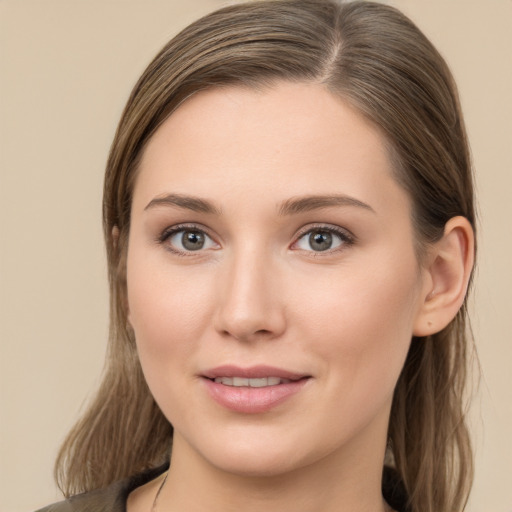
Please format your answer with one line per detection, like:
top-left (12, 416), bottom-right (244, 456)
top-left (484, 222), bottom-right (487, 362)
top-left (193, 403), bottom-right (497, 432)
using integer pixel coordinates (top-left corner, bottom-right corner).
top-left (202, 365), bottom-right (310, 413)
top-left (213, 377), bottom-right (292, 387)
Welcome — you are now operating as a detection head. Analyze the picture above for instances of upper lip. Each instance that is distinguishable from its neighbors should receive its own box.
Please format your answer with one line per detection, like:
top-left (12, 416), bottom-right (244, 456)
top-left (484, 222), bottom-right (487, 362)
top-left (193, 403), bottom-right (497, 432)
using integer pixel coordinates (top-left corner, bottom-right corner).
top-left (201, 365), bottom-right (309, 381)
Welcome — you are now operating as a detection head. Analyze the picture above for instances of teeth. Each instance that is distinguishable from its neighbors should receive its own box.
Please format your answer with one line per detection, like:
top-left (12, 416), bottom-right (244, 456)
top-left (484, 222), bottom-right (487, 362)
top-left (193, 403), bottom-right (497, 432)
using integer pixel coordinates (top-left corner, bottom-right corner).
top-left (233, 377), bottom-right (249, 386)
top-left (213, 376), bottom-right (291, 387)
top-left (215, 377), bottom-right (233, 386)
top-left (251, 377), bottom-right (271, 387)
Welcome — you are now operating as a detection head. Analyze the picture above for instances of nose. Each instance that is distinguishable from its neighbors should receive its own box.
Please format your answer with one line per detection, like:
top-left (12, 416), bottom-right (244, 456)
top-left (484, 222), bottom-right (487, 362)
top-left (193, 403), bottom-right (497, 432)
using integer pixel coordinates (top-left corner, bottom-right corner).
top-left (213, 247), bottom-right (287, 342)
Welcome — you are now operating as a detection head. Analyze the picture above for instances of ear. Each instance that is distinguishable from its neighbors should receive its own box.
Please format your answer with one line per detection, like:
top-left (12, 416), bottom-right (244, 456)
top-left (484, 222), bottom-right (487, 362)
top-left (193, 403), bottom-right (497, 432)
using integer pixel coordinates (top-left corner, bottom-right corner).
top-left (413, 216), bottom-right (475, 336)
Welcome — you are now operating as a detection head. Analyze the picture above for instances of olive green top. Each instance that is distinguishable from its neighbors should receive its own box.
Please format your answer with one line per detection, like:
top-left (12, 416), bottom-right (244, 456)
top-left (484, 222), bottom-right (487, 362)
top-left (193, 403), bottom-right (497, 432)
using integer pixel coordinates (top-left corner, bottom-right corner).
top-left (35, 463), bottom-right (168, 512)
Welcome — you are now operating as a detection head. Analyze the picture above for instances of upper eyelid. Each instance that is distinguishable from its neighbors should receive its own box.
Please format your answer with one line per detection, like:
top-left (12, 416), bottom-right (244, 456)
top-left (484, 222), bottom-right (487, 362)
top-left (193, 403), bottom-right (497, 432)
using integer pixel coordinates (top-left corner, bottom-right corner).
top-left (160, 223), bottom-right (215, 239)
top-left (293, 223), bottom-right (355, 241)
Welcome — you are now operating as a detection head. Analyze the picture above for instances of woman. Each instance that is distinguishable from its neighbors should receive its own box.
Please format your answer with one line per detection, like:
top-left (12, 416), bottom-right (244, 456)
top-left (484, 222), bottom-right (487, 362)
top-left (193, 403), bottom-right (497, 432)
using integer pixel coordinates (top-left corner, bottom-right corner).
top-left (38, 1), bottom-right (476, 511)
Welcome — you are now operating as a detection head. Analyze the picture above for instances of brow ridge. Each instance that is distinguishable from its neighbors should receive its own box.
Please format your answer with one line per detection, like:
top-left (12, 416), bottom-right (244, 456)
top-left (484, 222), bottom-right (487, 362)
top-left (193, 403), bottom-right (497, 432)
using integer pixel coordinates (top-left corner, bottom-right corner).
top-left (144, 193), bottom-right (221, 214)
top-left (279, 195), bottom-right (375, 215)
top-left (144, 193), bottom-right (374, 216)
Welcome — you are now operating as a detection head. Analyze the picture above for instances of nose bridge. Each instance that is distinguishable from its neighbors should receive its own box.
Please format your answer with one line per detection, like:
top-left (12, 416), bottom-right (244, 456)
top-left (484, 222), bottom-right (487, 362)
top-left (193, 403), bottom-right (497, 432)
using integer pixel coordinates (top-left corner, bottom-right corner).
top-left (214, 241), bottom-right (285, 341)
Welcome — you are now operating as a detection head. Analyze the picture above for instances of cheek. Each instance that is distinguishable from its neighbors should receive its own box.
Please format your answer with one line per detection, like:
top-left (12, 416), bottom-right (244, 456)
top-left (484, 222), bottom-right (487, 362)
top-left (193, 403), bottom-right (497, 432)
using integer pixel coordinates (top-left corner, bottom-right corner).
top-left (296, 252), bottom-right (420, 398)
top-left (126, 243), bottom-right (214, 378)
top-left (126, 250), bottom-right (219, 426)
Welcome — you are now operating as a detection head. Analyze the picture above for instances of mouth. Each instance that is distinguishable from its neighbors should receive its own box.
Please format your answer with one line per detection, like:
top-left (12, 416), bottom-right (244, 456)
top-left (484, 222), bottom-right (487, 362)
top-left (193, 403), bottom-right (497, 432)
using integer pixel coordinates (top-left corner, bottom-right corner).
top-left (201, 365), bottom-right (311, 413)
top-left (201, 364), bottom-right (309, 384)
top-left (211, 376), bottom-right (292, 387)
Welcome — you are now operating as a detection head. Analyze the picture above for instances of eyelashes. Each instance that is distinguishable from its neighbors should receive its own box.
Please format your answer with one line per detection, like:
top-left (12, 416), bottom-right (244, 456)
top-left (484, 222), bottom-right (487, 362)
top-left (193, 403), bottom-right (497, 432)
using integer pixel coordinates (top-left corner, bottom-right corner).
top-left (157, 223), bottom-right (355, 257)
top-left (292, 225), bottom-right (354, 253)
top-left (157, 224), bottom-right (219, 255)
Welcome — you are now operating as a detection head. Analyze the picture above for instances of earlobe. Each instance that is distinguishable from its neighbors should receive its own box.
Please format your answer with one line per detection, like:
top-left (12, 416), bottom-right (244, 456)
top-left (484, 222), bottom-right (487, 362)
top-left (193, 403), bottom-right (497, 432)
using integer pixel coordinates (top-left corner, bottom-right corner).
top-left (413, 216), bottom-right (475, 336)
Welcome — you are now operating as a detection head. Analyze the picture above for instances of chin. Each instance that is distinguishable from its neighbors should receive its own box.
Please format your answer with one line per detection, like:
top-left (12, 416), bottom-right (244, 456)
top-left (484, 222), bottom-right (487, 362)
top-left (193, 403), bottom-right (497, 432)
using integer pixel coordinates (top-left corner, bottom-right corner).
top-left (191, 427), bottom-right (343, 480)
top-left (178, 427), bottom-right (309, 477)
top-left (210, 450), bottom-right (307, 478)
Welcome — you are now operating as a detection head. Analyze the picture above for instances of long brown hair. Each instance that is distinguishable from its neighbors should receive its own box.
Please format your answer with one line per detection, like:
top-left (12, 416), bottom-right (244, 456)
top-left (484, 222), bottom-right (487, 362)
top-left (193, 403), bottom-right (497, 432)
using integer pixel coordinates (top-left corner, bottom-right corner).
top-left (55, 2), bottom-right (476, 511)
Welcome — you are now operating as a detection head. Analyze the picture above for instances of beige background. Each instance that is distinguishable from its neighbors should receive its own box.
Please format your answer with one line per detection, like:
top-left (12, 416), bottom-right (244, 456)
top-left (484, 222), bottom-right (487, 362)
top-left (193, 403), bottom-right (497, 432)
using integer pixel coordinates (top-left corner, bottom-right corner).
top-left (1, 1), bottom-right (511, 511)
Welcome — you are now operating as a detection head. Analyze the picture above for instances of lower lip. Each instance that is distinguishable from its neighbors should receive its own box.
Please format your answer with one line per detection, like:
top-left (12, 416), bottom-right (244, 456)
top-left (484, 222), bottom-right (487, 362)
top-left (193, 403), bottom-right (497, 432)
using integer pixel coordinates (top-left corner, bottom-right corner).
top-left (202, 378), bottom-right (310, 414)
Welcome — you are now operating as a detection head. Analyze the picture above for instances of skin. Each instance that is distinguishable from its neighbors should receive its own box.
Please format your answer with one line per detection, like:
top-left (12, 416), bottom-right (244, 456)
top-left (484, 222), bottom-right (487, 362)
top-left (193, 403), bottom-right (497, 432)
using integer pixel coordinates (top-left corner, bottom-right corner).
top-left (125, 81), bottom-right (471, 512)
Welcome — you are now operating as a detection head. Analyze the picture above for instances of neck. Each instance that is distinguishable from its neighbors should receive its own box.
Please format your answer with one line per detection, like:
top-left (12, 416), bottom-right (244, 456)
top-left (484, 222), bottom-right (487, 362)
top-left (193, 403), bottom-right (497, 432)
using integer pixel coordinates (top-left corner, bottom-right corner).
top-left (159, 431), bottom-right (390, 512)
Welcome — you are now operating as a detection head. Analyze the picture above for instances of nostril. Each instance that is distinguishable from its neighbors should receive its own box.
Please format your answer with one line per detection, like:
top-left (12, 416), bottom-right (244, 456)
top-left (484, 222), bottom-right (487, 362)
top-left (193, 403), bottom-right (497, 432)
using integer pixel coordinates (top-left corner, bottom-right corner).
top-left (255, 329), bottom-right (272, 336)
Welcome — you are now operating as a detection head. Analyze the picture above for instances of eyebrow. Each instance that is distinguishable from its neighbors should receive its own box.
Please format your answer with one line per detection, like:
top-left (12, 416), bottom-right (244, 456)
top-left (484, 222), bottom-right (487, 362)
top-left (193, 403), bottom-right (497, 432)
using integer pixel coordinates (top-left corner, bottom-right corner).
top-left (278, 195), bottom-right (375, 215)
top-left (144, 193), bottom-right (221, 215)
top-left (144, 193), bottom-right (375, 216)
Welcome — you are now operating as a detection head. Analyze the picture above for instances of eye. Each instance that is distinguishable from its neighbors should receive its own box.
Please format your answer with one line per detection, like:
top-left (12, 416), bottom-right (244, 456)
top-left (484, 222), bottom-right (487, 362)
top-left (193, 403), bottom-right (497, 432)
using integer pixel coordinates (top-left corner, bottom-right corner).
top-left (161, 226), bottom-right (218, 253)
top-left (294, 226), bottom-right (353, 252)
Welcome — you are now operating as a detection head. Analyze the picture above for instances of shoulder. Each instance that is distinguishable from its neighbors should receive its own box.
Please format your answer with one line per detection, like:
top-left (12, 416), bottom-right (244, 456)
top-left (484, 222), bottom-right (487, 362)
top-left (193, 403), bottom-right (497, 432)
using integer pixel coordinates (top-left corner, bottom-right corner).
top-left (34, 463), bottom-right (169, 512)
top-left (34, 479), bottom-right (125, 512)
top-left (34, 503), bottom-right (71, 512)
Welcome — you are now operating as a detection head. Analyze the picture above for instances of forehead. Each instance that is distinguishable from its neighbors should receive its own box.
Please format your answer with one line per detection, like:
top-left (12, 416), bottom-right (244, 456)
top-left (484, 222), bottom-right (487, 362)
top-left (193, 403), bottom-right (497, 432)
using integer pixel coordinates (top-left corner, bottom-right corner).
top-left (133, 81), bottom-right (409, 218)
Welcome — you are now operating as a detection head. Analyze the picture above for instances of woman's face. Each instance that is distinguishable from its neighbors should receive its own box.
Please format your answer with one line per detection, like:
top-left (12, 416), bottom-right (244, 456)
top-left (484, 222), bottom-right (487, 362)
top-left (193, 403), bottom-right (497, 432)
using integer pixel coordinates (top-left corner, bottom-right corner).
top-left (127, 82), bottom-right (430, 477)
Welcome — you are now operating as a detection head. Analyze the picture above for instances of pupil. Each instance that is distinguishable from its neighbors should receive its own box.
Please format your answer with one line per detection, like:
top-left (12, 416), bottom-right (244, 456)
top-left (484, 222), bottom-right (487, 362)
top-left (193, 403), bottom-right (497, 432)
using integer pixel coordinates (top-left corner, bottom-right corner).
top-left (309, 231), bottom-right (332, 251)
top-left (182, 231), bottom-right (204, 251)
